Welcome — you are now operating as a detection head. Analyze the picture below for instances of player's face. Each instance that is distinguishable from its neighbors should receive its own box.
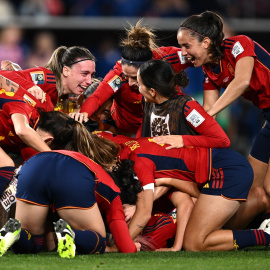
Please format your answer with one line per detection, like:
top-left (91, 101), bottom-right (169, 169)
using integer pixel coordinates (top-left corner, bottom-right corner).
top-left (91, 99), bottom-right (112, 122)
top-left (177, 30), bottom-right (211, 67)
top-left (62, 60), bottom-right (96, 95)
top-left (137, 72), bottom-right (154, 103)
top-left (122, 64), bottom-right (139, 91)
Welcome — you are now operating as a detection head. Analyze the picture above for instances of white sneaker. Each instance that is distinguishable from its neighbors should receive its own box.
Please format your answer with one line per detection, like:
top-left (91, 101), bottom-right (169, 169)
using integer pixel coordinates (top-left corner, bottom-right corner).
top-left (0, 218), bottom-right (21, 256)
top-left (258, 219), bottom-right (270, 230)
top-left (54, 219), bottom-right (76, 258)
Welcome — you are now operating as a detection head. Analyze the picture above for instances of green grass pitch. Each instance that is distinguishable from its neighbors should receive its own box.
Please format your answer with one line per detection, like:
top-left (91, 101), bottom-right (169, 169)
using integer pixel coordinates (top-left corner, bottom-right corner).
top-left (1, 248), bottom-right (270, 270)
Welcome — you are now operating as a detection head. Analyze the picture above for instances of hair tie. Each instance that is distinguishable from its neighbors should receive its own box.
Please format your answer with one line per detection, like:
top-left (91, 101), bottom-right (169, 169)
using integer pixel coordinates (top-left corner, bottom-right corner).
top-left (67, 117), bottom-right (75, 125)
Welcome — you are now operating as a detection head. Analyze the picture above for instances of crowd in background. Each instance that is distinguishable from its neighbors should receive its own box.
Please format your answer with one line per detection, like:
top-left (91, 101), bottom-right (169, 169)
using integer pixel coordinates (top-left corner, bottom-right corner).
top-left (0, 0), bottom-right (267, 157)
top-left (1, 0), bottom-right (269, 18)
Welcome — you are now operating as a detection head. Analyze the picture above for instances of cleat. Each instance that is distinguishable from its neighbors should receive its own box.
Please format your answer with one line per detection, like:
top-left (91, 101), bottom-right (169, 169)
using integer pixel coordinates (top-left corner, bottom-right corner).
top-left (54, 219), bottom-right (76, 258)
top-left (0, 218), bottom-right (21, 256)
top-left (258, 219), bottom-right (270, 230)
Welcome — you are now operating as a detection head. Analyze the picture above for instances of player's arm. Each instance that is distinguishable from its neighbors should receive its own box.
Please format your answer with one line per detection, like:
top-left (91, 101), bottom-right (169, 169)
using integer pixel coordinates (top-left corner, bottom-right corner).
top-left (128, 189), bottom-right (154, 240)
top-left (155, 178), bottom-right (200, 198)
top-left (157, 191), bottom-right (194, 251)
top-left (207, 56), bottom-right (254, 117)
top-left (105, 196), bottom-right (138, 253)
top-left (0, 71), bottom-right (46, 102)
top-left (11, 113), bottom-right (51, 152)
top-left (80, 65), bottom-right (122, 117)
top-left (203, 88), bottom-right (220, 114)
top-left (153, 100), bottom-right (230, 149)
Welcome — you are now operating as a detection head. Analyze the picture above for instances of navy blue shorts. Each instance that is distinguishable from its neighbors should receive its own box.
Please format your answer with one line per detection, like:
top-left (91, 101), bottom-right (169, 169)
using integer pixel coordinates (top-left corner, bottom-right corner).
top-left (201, 148), bottom-right (254, 201)
top-left (250, 120), bottom-right (270, 164)
top-left (16, 152), bottom-right (96, 210)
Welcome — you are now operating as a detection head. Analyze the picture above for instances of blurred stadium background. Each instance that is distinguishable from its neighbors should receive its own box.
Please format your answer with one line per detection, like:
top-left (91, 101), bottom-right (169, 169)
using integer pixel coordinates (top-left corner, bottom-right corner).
top-left (1, 0), bottom-right (269, 157)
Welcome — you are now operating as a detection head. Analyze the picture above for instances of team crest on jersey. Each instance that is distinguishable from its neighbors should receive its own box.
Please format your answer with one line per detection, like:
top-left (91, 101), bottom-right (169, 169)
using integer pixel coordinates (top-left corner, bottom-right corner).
top-left (30, 71), bottom-right (45, 84)
top-left (186, 109), bottom-right (205, 128)
top-left (108, 75), bottom-right (123, 92)
top-left (177, 51), bottom-right (187, 64)
top-left (150, 113), bottom-right (170, 136)
top-left (232, 41), bottom-right (244, 58)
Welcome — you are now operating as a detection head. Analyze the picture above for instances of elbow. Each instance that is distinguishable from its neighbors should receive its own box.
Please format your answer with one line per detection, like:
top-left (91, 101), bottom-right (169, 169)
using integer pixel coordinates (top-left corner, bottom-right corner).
top-left (14, 126), bottom-right (29, 139)
top-left (222, 137), bottom-right (231, 148)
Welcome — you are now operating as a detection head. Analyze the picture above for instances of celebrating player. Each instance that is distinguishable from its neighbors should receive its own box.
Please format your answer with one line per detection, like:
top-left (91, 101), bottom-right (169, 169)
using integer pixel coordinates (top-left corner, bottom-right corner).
top-left (176, 10), bottom-right (270, 229)
top-left (79, 19), bottom-right (192, 135)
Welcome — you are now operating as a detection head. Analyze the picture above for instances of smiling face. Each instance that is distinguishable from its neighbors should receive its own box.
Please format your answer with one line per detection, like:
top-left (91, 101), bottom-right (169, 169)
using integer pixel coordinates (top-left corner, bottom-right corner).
top-left (137, 72), bottom-right (155, 103)
top-left (62, 60), bottom-right (96, 95)
top-left (122, 64), bottom-right (139, 91)
top-left (177, 30), bottom-right (212, 67)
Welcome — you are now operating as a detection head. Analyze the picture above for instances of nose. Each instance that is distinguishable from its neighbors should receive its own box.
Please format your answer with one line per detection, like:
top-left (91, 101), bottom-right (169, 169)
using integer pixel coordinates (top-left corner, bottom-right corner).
top-left (85, 74), bottom-right (92, 85)
top-left (181, 48), bottom-right (188, 56)
top-left (128, 78), bottom-right (137, 87)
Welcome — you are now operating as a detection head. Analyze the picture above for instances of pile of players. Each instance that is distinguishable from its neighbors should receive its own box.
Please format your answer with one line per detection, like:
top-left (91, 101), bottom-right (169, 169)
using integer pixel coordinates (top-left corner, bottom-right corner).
top-left (0, 11), bottom-right (270, 258)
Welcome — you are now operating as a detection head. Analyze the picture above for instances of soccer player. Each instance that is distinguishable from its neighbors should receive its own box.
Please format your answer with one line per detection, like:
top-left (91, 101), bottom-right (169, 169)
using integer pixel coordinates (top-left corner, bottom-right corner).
top-left (79, 20), bottom-right (193, 135)
top-left (0, 150), bottom-right (140, 257)
top-left (0, 45), bottom-right (96, 113)
top-left (175, 10), bottom-right (270, 229)
top-left (0, 112), bottom-right (142, 257)
top-left (137, 59), bottom-right (230, 150)
top-left (96, 133), bottom-right (270, 251)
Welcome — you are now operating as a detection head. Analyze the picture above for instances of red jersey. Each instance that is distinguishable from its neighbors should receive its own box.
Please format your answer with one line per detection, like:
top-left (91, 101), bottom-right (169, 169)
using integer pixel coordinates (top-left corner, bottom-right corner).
top-left (96, 132), bottom-right (212, 186)
top-left (55, 150), bottom-right (137, 253)
top-left (81, 47), bottom-right (191, 133)
top-left (203, 35), bottom-right (270, 109)
top-left (0, 87), bottom-right (53, 152)
top-left (0, 67), bottom-right (58, 105)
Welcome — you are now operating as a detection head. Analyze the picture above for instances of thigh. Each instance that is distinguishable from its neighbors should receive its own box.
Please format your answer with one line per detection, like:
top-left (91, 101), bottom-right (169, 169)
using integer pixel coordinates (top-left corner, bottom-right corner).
top-left (57, 203), bottom-right (106, 238)
top-left (248, 155), bottom-right (268, 188)
top-left (184, 194), bottom-right (240, 243)
top-left (15, 200), bottom-right (49, 235)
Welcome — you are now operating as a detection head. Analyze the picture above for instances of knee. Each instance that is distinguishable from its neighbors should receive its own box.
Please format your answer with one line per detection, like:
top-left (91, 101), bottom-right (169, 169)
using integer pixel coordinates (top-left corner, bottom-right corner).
top-left (183, 232), bottom-right (205, 252)
top-left (250, 186), bottom-right (269, 211)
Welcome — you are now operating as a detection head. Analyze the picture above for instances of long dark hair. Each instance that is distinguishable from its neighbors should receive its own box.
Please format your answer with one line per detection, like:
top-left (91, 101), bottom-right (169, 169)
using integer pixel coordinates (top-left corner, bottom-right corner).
top-left (179, 10), bottom-right (224, 61)
top-left (37, 110), bottom-right (118, 170)
top-left (108, 159), bottom-right (142, 205)
top-left (139, 59), bottom-right (189, 98)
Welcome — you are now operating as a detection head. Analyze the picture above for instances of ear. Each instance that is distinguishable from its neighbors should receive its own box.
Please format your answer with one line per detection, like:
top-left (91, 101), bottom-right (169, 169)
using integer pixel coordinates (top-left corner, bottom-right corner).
top-left (43, 136), bottom-right (54, 146)
top-left (149, 88), bottom-right (156, 97)
top-left (62, 66), bottom-right (70, 77)
top-left (202, 37), bottom-right (211, 49)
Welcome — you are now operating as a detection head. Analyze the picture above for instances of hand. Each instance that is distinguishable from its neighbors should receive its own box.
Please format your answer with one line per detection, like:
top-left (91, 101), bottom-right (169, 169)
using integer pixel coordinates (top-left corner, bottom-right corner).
top-left (28, 85), bottom-right (46, 103)
top-left (123, 204), bottom-right (136, 223)
top-left (69, 112), bottom-right (88, 123)
top-left (1, 60), bottom-right (22, 71)
top-left (153, 135), bottom-right (184, 150)
top-left (134, 241), bottom-right (141, 251)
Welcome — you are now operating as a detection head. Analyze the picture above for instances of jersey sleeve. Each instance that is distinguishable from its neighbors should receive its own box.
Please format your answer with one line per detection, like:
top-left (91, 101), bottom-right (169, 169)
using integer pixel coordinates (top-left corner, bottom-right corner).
top-left (130, 152), bottom-right (156, 188)
top-left (228, 35), bottom-right (256, 62)
top-left (80, 61), bottom-right (126, 116)
top-left (107, 196), bottom-right (137, 253)
top-left (182, 100), bottom-right (230, 148)
top-left (153, 46), bottom-right (193, 73)
top-left (0, 70), bottom-right (36, 90)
